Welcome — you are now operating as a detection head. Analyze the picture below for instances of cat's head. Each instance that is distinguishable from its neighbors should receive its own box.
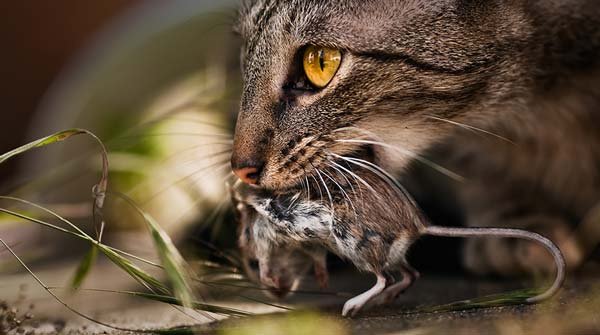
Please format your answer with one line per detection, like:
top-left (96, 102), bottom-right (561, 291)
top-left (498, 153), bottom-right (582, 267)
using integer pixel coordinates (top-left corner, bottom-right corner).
top-left (231, 0), bottom-right (533, 190)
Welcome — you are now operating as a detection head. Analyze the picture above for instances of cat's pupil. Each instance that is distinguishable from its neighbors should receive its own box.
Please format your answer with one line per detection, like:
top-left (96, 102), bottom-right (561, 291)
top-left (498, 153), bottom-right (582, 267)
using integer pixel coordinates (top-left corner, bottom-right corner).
top-left (318, 49), bottom-right (325, 71)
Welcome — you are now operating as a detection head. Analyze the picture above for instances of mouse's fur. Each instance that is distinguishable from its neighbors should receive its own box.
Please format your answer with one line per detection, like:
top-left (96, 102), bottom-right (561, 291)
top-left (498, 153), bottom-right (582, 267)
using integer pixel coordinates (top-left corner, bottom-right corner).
top-left (233, 170), bottom-right (425, 316)
top-left (232, 187), bottom-right (329, 297)
top-left (232, 167), bottom-right (564, 316)
top-left (232, 0), bottom-right (600, 277)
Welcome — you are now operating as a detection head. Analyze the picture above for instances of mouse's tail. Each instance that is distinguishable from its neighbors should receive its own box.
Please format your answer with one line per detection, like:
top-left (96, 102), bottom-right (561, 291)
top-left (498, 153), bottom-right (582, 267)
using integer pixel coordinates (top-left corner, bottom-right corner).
top-left (423, 225), bottom-right (566, 303)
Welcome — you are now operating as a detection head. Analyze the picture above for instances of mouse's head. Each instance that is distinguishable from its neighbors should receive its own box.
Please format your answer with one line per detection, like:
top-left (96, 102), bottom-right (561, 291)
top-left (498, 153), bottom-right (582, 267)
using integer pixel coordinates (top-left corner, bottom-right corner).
top-left (231, 186), bottom-right (313, 298)
top-left (231, 0), bottom-right (535, 191)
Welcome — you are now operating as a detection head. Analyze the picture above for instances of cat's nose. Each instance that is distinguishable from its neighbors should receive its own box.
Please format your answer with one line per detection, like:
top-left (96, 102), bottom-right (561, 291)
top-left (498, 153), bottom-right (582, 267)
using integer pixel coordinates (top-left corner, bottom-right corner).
top-left (233, 165), bottom-right (262, 185)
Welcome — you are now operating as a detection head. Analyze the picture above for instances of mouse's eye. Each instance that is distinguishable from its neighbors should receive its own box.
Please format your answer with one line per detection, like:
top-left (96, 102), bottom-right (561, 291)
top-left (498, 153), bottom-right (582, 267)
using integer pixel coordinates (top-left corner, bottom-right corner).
top-left (302, 46), bottom-right (342, 88)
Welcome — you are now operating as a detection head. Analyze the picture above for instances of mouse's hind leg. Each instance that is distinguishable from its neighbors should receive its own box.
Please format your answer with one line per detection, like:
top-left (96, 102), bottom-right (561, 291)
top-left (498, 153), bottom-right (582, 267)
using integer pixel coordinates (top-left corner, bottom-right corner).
top-left (312, 252), bottom-right (329, 289)
top-left (371, 260), bottom-right (419, 305)
top-left (342, 273), bottom-right (387, 317)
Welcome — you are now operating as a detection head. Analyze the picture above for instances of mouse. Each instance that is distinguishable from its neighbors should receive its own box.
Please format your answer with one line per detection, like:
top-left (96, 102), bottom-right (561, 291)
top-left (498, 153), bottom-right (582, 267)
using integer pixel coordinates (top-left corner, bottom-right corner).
top-left (231, 164), bottom-right (566, 317)
top-left (233, 164), bottom-right (566, 316)
top-left (231, 186), bottom-right (329, 298)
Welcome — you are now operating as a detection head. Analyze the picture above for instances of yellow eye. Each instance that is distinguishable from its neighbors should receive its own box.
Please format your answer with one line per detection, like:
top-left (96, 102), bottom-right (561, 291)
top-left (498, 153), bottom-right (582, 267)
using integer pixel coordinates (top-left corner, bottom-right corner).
top-left (302, 46), bottom-right (342, 88)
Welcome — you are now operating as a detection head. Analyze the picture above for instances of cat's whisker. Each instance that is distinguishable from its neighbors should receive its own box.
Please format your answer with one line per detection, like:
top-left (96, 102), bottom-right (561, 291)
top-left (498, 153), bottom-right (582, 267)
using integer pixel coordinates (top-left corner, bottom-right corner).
top-left (154, 116), bottom-right (232, 132)
top-left (315, 152), bottom-right (358, 198)
top-left (314, 168), bottom-right (335, 217)
top-left (328, 161), bottom-right (364, 206)
top-left (330, 155), bottom-right (392, 203)
top-left (164, 150), bottom-right (232, 170)
top-left (332, 126), bottom-right (464, 182)
top-left (424, 115), bottom-right (515, 145)
top-left (207, 193), bottom-right (235, 240)
top-left (307, 163), bottom-right (325, 204)
top-left (162, 144), bottom-right (232, 164)
top-left (115, 132), bottom-right (233, 141)
top-left (123, 150), bottom-right (232, 197)
top-left (322, 168), bottom-right (358, 218)
top-left (304, 176), bottom-right (311, 202)
top-left (141, 160), bottom-right (231, 205)
top-left (332, 153), bottom-right (418, 208)
top-left (310, 175), bottom-right (324, 204)
top-left (169, 182), bottom-right (229, 230)
top-left (291, 161), bottom-right (311, 202)
top-left (286, 192), bottom-right (302, 211)
top-left (337, 138), bottom-right (464, 182)
top-left (326, 161), bottom-right (357, 198)
top-left (324, 157), bottom-right (378, 198)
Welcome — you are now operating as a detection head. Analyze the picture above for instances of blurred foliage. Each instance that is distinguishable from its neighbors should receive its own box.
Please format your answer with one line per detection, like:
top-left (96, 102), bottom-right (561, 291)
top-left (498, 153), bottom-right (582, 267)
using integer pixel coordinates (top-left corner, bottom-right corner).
top-left (220, 312), bottom-right (348, 335)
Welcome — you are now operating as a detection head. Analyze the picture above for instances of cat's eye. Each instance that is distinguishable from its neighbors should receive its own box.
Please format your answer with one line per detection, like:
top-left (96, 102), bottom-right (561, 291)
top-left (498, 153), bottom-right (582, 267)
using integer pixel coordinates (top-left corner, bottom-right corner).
top-left (302, 46), bottom-right (342, 88)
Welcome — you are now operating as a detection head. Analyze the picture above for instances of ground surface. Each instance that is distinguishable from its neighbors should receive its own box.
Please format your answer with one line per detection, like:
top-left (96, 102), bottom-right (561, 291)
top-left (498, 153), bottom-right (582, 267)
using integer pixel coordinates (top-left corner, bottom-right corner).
top-left (1, 260), bottom-right (599, 335)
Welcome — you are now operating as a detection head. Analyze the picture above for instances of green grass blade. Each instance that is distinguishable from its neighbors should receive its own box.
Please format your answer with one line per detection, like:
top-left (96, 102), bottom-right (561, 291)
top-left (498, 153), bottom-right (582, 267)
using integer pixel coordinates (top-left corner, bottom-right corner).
top-left (0, 196), bottom-right (88, 236)
top-left (0, 196), bottom-right (162, 268)
top-left (132, 292), bottom-right (250, 317)
top-left (0, 129), bottom-right (83, 164)
top-left (148, 221), bottom-right (195, 307)
top-left (151, 326), bottom-right (200, 335)
top-left (70, 246), bottom-right (98, 289)
top-left (415, 288), bottom-right (541, 313)
top-left (112, 192), bottom-right (195, 309)
top-left (0, 204), bottom-right (170, 295)
top-left (0, 129), bottom-right (110, 241)
top-left (98, 244), bottom-right (171, 294)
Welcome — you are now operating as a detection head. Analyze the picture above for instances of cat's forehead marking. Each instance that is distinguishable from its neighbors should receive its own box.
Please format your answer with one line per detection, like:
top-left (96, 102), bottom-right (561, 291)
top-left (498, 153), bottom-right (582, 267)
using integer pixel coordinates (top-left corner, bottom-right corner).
top-left (237, 0), bottom-right (519, 70)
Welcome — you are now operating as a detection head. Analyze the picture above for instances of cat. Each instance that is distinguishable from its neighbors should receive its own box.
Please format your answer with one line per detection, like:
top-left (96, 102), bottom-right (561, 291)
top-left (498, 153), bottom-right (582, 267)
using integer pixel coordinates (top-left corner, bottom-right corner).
top-left (230, 0), bottom-right (600, 277)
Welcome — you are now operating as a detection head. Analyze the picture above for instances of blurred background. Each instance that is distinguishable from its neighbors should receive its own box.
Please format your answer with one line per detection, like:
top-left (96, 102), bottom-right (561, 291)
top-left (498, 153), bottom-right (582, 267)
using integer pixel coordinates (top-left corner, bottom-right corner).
top-left (0, 2), bottom-right (255, 330)
top-left (0, 0), bottom-right (244, 255)
top-left (0, 1), bottom-right (137, 179)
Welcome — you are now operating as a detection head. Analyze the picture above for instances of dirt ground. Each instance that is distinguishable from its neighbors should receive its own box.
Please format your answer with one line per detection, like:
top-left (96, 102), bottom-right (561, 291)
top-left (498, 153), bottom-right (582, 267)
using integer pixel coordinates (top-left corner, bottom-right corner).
top-left (2, 258), bottom-right (600, 335)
